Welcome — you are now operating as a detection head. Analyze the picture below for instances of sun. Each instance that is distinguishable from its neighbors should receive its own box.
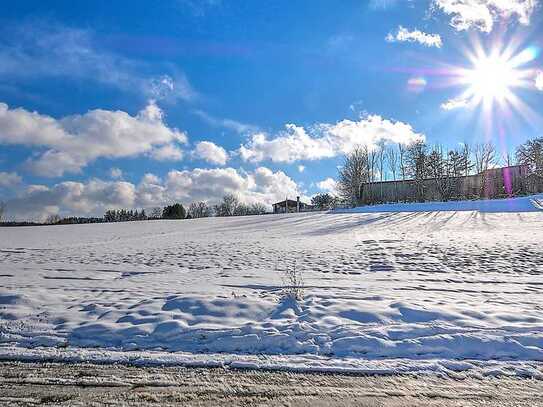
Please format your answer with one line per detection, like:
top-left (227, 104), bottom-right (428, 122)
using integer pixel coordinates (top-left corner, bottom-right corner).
top-left (440, 40), bottom-right (539, 115)
top-left (462, 53), bottom-right (521, 105)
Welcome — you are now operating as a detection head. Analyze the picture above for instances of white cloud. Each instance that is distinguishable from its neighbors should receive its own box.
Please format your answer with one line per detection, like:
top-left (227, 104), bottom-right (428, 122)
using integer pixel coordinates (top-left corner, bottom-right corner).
top-left (0, 23), bottom-right (195, 102)
top-left (109, 168), bottom-right (123, 179)
top-left (0, 171), bottom-right (22, 188)
top-left (316, 177), bottom-right (338, 194)
top-left (239, 115), bottom-right (424, 163)
top-left (432, 0), bottom-right (538, 32)
top-left (386, 26), bottom-right (442, 48)
top-left (369, 0), bottom-right (401, 9)
top-left (4, 167), bottom-right (303, 220)
top-left (136, 174), bottom-right (168, 207)
top-left (536, 71), bottom-right (543, 91)
top-left (441, 97), bottom-right (470, 110)
top-left (193, 110), bottom-right (257, 134)
top-left (6, 179), bottom-right (136, 222)
top-left (249, 167), bottom-right (302, 204)
top-left (193, 141), bottom-right (229, 165)
top-left (0, 101), bottom-right (188, 177)
top-left (298, 165), bottom-right (306, 173)
top-left (240, 125), bottom-right (335, 163)
top-left (150, 144), bottom-right (185, 161)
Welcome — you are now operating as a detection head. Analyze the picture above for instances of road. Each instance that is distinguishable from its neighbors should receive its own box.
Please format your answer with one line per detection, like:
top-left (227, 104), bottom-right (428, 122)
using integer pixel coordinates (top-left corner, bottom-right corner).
top-left (1, 362), bottom-right (542, 406)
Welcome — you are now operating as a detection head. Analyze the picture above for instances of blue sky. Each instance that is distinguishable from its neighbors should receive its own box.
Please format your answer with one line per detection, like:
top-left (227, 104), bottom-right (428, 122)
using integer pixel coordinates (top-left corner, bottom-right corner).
top-left (1, 0), bottom-right (542, 219)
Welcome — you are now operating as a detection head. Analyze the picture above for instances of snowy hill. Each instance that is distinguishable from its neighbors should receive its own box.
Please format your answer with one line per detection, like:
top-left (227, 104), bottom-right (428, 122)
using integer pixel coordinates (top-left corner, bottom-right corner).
top-left (1, 196), bottom-right (543, 377)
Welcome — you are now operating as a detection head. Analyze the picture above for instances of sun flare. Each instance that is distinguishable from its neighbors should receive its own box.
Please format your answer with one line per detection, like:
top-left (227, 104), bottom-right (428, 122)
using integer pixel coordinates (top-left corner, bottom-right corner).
top-left (442, 41), bottom-right (540, 118)
top-left (462, 53), bottom-right (521, 105)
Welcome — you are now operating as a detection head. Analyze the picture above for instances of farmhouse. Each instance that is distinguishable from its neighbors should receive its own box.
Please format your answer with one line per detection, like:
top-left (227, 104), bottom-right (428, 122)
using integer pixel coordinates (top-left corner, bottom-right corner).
top-left (273, 196), bottom-right (314, 213)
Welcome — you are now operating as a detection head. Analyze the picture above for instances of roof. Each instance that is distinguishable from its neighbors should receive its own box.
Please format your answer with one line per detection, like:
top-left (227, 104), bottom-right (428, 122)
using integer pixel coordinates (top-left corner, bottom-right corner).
top-left (273, 199), bottom-right (311, 206)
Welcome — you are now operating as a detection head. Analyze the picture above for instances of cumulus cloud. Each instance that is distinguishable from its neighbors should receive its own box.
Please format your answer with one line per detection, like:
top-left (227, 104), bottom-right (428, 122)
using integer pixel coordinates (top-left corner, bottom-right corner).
top-left (150, 144), bottom-right (185, 161)
top-left (432, 0), bottom-right (538, 32)
top-left (441, 97), bottom-right (470, 110)
top-left (109, 168), bottom-right (123, 179)
top-left (5, 179), bottom-right (136, 221)
top-left (536, 71), bottom-right (543, 91)
top-left (386, 26), bottom-right (442, 48)
top-left (0, 22), bottom-right (195, 101)
top-left (5, 167), bottom-right (303, 221)
top-left (193, 141), bottom-right (229, 165)
top-left (0, 171), bottom-right (22, 188)
top-left (239, 115), bottom-right (424, 163)
top-left (248, 167), bottom-right (302, 204)
top-left (316, 177), bottom-right (338, 194)
top-left (0, 101), bottom-right (188, 177)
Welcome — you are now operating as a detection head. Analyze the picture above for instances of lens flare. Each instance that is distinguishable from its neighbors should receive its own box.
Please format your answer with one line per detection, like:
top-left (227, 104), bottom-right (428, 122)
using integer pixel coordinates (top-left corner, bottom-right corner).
top-left (461, 52), bottom-right (521, 105)
top-left (440, 41), bottom-right (540, 123)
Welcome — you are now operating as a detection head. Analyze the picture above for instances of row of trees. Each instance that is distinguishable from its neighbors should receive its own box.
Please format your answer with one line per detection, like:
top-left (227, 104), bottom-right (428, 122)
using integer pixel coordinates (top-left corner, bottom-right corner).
top-left (162, 195), bottom-right (269, 219)
top-left (337, 137), bottom-right (543, 206)
top-left (100, 194), bottom-right (269, 223)
top-left (104, 209), bottom-right (148, 222)
top-left (213, 194), bottom-right (267, 217)
top-left (0, 194), bottom-right (272, 226)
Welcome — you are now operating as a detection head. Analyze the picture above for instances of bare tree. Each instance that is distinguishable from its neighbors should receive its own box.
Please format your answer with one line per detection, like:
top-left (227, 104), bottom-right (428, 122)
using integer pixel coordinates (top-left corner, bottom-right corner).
top-left (427, 145), bottom-right (458, 201)
top-left (248, 203), bottom-right (268, 215)
top-left (501, 151), bottom-right (516, 167)
top-left (447, 148), bottom-right (470, 178)
top-left (516, 137), bottom-right (543, 177)
top-left (337, 146), bottom-right (370, 207)
top-left (386, 146), bottom-right (399, 202)
top-left (364, 147), bottom-right (379, 204)
top-left (188, 201), bottom-right (212, 218)
top-left (367, 148), bottom-right (378, 183)
top-left (474, 142), bottom-right (497, 198)
top-left (461, 142), bottom-right (473, 176)
top-left (46, 214), bottom-right (61, 224)
top-left (376, 142), bottom-right (386, 202)
top-left (214, 194), bottom-right (240, 217)
top-left (405, 141), bottom-right (428, 202)
top-left (233, 203), bottom-right (250, 216)
top-left (398, 143), bottom-right (406, 181)
top-left (474, 142), bottom-right (496, 174)
top-left (0, 201), bottom-right (5, 222)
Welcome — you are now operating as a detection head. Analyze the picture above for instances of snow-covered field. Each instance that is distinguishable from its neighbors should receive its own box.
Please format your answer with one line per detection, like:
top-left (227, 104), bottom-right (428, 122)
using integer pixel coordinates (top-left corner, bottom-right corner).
top-left (1, 195), bottom-right (543, 377)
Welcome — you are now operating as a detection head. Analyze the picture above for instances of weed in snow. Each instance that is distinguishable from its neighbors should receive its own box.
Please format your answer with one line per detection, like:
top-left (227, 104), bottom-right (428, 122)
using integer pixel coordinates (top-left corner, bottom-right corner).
top-left (280, 261), bottom-right (304, 301)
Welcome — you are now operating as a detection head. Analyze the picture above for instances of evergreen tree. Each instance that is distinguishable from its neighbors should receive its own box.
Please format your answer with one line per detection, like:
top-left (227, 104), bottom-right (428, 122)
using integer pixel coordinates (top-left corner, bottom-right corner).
top-left (162, 203), bottom-right (186, 219)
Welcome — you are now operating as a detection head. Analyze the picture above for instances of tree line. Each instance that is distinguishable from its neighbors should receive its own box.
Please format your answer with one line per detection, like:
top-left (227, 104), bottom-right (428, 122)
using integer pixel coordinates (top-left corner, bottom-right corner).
top-left (103, 194), bottom-right (268, 222)
top-left (0, 193), bottom-right (273, 226)
top-left (337, 137), bottom-right (543, 206)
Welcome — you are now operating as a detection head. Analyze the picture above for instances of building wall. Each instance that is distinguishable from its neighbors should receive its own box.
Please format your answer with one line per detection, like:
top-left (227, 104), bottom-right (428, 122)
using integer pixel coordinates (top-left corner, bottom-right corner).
top-left (360, 166), bottom-right (541, 204)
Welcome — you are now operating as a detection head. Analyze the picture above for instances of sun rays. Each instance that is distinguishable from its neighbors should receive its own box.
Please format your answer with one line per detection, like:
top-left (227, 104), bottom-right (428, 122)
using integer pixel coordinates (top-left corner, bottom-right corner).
top-left (437, 36), bottom-right (542, 136)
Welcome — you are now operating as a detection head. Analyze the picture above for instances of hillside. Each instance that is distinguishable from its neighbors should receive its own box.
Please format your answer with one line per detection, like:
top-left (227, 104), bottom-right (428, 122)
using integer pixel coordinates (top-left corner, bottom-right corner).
top-left (1, 198), bottom-right (543, 377)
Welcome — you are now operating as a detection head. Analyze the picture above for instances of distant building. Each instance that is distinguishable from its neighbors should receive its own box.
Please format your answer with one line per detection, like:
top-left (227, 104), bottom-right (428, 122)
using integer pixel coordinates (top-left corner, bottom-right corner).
top-left (273, 196), bottom-right (314, 214)
top-left (358, 164), bottom-right (541, 204)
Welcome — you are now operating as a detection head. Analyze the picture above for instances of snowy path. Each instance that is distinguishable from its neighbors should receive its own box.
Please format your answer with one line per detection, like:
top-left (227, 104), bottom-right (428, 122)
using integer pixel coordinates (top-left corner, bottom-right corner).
top-left (1, 209), bottom-right (543, 376)
top-left (2, 362), bottom-right (543, 406)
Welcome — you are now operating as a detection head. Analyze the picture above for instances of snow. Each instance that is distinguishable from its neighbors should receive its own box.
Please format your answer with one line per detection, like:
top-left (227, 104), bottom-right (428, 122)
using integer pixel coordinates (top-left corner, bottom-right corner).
top-left (1, 195), bottom-right (543, 377)
top-left (334, 193), bottom-right (543, 213)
